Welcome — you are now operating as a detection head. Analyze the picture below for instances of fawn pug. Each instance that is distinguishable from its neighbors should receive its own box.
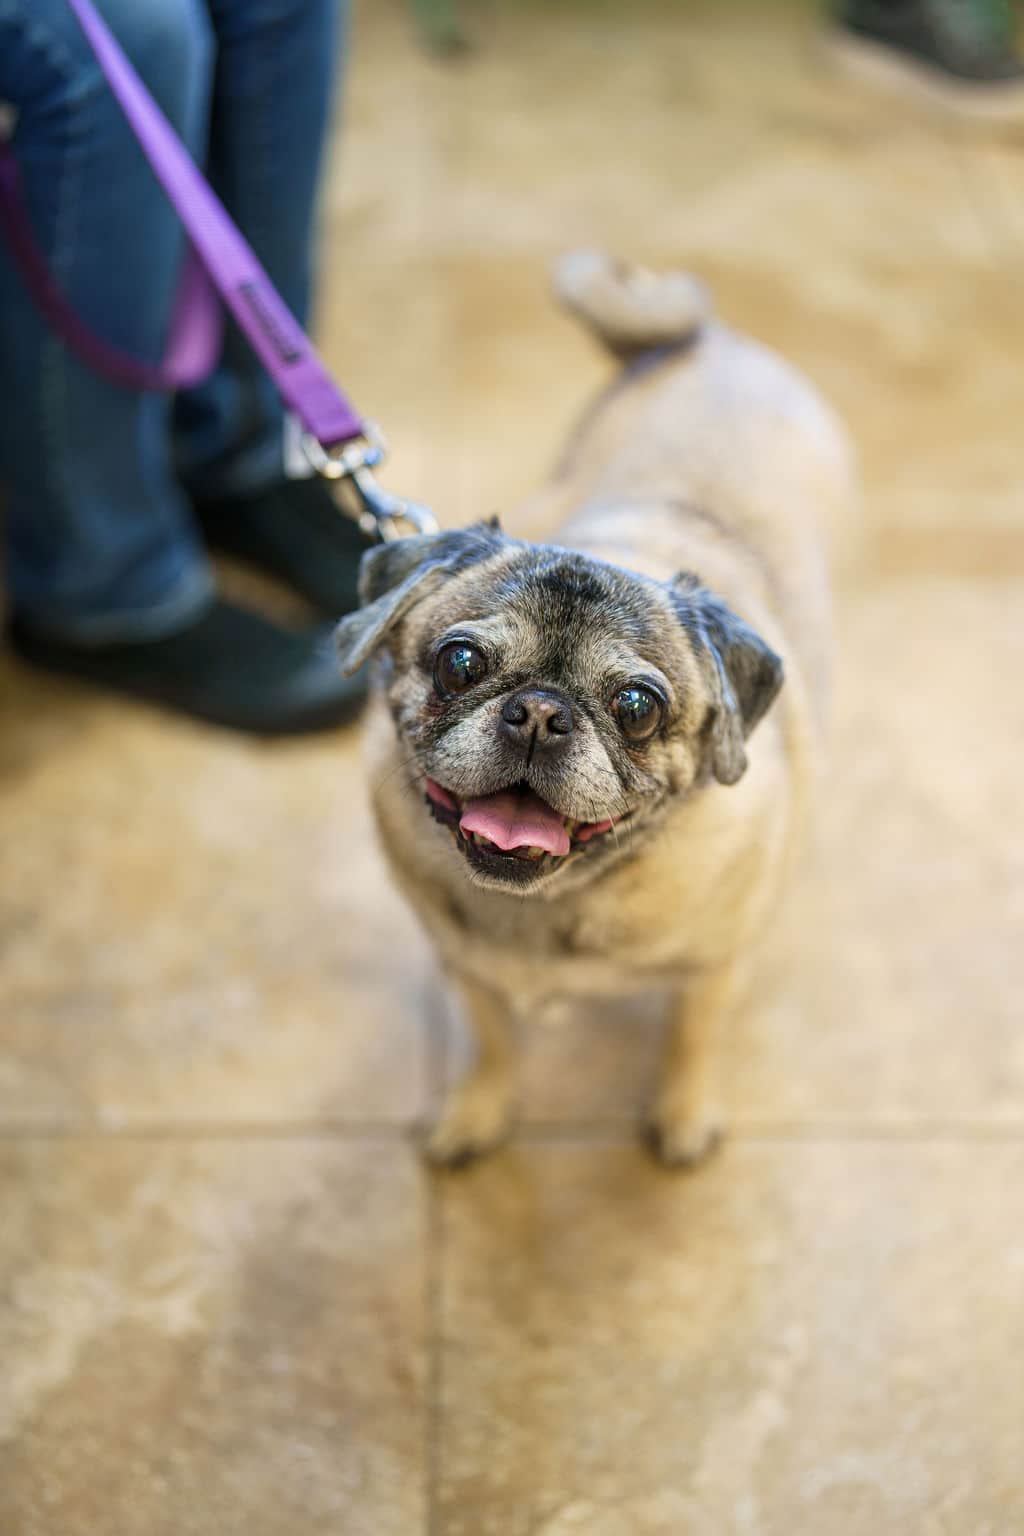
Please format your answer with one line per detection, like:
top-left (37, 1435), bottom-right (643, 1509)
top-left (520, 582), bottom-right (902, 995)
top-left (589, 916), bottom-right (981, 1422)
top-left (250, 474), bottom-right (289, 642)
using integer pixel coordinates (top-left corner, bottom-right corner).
top-left (336, 251), bottom-right (853, 1167)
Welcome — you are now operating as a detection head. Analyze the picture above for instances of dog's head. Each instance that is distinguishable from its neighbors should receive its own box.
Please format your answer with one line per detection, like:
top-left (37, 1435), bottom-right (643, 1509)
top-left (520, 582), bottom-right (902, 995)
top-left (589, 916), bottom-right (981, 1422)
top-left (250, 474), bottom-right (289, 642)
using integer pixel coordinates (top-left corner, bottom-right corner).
top-left (336, 521), bottom-right (783, 895)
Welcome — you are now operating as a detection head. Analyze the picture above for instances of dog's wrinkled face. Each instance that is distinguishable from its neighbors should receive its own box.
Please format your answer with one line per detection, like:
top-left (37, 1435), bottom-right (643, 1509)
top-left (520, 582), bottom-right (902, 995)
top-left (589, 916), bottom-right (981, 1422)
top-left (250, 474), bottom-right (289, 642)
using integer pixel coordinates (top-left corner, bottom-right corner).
top-left (336, 523), bottom-right (783, 895)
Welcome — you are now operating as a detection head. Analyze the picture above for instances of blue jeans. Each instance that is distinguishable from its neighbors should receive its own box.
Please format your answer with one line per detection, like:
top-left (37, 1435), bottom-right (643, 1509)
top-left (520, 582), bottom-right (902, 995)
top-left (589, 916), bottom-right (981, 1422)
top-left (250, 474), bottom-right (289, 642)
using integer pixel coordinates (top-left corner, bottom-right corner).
top-left (0, 0), bottom-right (344, 641)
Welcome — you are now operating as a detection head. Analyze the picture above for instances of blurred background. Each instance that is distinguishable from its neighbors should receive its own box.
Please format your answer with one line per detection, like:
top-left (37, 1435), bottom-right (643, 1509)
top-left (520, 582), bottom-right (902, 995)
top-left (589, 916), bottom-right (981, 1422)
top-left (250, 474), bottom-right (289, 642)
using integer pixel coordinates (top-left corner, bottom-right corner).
top-left (1, 1), bottom-right (1022, 1532)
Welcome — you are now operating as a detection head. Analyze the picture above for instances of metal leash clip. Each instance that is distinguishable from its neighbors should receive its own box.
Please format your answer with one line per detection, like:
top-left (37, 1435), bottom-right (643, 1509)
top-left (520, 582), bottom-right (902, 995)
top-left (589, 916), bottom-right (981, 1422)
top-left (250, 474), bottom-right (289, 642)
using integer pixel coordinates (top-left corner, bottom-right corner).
top-left (301, 421), bottom-right (439, 543)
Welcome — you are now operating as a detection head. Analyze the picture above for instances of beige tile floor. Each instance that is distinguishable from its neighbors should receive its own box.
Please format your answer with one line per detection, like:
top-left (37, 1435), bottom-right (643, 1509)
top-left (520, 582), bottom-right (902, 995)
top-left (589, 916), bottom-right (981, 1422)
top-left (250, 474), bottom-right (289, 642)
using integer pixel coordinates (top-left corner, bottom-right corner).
top-left (2, 0), bottom-right (1024, 1531)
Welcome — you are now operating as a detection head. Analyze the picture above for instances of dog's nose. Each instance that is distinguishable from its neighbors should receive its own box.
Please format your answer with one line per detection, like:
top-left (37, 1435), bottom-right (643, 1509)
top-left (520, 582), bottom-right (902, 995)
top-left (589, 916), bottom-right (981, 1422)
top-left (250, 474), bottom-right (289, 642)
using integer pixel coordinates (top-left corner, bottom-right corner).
top-left (499, 688), bottom-right (575, 752)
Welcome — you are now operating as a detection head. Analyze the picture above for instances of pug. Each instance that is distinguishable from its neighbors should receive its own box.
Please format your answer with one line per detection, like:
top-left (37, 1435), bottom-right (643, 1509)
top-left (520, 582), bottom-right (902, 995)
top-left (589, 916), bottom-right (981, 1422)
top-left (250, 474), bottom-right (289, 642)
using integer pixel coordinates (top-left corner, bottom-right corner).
top-left (336, 250), bottom-right (854, 1167)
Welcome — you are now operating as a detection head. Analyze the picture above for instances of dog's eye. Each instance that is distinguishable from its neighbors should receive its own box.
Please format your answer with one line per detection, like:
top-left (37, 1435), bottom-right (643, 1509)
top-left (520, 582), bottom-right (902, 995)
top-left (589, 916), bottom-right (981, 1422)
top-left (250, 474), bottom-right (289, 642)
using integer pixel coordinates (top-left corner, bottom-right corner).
top-left (435, 642), bottom-right (488, 696)
top-left (611, 684), bottom-right (663, 742)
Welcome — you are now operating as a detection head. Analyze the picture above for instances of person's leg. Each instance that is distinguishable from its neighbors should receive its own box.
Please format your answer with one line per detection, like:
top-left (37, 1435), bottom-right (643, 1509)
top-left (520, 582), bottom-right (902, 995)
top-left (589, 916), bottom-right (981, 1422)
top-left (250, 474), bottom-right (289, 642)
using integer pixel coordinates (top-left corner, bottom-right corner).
top-left (175, 0), bottom-right (371, 620)
top-left (0, 0), bottom-right (365, 730)
top-left (176, 0), bottom-right (346, 499)
top-left (0, 0), bottom-right (216, 641)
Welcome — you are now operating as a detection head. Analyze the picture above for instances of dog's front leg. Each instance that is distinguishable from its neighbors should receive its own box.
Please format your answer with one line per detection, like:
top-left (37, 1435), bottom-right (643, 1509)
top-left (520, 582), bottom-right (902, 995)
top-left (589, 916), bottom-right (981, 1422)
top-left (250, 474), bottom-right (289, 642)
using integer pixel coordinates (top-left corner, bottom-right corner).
top-left (425, 974), bottom-right (516, 1167)
top-left (647, 966), bottom-right (736, 1168)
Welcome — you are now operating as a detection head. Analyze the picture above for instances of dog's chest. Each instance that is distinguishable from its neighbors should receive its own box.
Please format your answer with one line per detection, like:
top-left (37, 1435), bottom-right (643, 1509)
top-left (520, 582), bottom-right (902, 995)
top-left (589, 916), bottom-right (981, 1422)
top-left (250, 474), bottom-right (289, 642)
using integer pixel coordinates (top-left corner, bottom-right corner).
top-left (435, 867), bottom-right (717, 1001)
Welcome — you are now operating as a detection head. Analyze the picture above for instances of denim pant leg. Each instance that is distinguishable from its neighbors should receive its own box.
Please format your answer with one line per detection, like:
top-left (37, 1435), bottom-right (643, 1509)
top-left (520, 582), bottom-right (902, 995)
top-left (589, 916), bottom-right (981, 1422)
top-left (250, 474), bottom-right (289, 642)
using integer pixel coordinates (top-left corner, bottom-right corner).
top-left (175, 0), bottom-right (347, 499)
top-left (0, 0), bottom-right (216, 641)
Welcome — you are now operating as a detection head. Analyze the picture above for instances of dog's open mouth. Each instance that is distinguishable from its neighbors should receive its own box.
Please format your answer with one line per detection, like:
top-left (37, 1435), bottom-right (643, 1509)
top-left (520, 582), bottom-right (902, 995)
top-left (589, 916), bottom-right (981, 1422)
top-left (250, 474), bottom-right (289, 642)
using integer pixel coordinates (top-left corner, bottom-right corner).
top-left (424, 777), bottom-right (621, 884)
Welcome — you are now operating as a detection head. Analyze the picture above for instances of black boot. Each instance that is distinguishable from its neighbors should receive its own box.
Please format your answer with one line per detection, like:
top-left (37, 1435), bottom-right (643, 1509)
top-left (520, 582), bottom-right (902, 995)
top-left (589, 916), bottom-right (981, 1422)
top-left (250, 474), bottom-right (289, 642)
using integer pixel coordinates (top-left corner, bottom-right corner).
top-left (830, 0), bottom-right (1024, 117)
top-left (9, 598), bottom-right (365, 736)
top-left (193, 476), bottom-right (374, 618)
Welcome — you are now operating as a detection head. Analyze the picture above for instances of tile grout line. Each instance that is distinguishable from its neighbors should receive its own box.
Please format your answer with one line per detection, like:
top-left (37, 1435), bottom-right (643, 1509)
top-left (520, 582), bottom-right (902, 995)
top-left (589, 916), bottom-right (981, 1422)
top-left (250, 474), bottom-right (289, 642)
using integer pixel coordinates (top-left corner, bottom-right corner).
top-left (2, 1119), bottom-right (1024, 1144)
top-left (514, 1124), bottom-right (1024, 1147)
top-left (0, 1120), bottom-right (418, 1141)
top-left (424, 1163), bottom-right (445, 1536)
top-left (424, 981), bottom-right (447, 1536)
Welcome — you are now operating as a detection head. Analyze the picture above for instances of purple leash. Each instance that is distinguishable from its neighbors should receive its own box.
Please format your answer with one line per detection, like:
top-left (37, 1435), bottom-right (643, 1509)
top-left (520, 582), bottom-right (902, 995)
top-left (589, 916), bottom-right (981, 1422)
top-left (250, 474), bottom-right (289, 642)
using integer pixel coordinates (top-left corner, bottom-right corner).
top-left (0, 0), bottom-right (436, 540)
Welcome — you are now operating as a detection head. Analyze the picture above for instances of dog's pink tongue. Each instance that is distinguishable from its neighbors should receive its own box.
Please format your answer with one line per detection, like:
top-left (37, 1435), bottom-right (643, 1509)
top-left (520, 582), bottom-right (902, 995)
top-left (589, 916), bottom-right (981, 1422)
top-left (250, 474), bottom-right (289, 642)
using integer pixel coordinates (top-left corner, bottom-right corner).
top-left (460, 789), bottom-right (571, 857)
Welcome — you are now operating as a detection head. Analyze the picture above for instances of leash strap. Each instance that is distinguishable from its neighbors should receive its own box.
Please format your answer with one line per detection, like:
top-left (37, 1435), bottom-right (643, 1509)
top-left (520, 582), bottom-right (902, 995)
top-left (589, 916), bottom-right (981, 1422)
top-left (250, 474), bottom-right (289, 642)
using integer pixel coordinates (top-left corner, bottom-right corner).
top-left (0, 0), bottom-right (438, 537)
top-left (0, 148), bottom-right (221, 392)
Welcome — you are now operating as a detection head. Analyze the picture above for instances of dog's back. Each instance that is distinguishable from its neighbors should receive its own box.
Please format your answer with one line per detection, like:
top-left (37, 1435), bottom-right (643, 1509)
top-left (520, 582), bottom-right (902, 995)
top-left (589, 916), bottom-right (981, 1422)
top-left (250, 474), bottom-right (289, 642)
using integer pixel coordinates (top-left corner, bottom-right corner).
top-left (526, 250), bottom-right (857, 732)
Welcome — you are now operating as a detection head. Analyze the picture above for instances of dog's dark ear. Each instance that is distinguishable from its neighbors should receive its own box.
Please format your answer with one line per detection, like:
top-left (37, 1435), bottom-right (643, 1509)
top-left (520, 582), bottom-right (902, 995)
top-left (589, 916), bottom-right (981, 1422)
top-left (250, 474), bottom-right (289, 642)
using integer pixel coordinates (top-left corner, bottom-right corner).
top-left (335, 521), bottom-right (505, 675)
top-left (671, 574), bottom-right (784, 785)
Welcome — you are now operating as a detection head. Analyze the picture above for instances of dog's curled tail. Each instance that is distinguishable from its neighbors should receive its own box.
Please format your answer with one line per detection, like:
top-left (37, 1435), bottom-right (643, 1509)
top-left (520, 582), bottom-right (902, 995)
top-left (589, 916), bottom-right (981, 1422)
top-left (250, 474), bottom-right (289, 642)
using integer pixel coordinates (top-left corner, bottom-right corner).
top-left (553, 249), bottom-right (711, 361)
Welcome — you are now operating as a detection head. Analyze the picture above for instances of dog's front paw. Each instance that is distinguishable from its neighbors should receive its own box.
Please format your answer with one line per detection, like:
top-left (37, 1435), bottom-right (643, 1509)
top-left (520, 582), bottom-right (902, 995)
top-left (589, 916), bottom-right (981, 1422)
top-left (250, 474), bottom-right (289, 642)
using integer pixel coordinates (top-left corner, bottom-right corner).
top-left (644, 1102), bottom-right (723, 1170)
top-left (424, 1082), bottom-right (513, 1169)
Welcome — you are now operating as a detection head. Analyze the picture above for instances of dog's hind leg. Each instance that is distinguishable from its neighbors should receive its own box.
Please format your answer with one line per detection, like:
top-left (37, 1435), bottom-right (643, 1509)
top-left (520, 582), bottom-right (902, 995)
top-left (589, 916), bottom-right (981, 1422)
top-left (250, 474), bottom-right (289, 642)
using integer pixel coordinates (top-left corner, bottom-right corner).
top-left (646, 966), bottom-right (736, 1169)
top-left (425, 975), bottom-right (516, 1168)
